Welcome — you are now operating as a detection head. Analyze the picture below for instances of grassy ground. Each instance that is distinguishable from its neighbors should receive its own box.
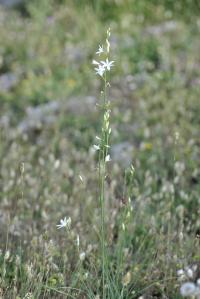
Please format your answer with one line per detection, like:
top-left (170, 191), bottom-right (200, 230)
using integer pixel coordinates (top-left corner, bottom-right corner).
top-left (0, 1), bottom-right (200, 298)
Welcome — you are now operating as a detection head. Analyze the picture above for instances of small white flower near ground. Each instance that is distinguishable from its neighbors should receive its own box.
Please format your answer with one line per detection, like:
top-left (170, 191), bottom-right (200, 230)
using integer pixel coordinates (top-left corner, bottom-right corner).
top-left (186, 268), bottom-right (194, 278)
top-left (79, 175), bottom-right (84, 182)
top-left (177, 269), bottom-right (182, 275)
top-left (54, 159), bottom-right (60, 169)
top-left (177, 269), bottom-right (185, 280)
top-left (56, 217), bottom-right (71, 230)
top-left (79, 252), bottom-right (86, 261)
top-left (4, 250), bottom-right (10, 260)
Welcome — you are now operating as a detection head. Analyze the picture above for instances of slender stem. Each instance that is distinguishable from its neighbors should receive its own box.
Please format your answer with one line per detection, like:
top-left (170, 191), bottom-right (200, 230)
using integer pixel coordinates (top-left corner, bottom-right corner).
top-left (103, 75), bottom-right (106, 299)
top-left (99, 71), bottom-right (109, 299)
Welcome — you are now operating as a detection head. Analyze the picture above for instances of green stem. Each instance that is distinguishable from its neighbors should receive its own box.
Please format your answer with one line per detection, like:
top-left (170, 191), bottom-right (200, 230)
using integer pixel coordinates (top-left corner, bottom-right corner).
top-left (99, 71), bottom-right (109, 299)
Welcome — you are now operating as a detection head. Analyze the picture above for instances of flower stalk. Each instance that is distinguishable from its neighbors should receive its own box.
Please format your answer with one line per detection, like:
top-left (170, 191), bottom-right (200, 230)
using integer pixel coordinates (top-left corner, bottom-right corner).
top-left (93, 28), bottom-right (113, 299)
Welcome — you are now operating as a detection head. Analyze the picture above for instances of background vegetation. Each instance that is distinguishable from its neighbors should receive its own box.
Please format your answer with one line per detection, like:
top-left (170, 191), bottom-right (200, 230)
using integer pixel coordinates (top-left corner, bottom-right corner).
top-left (0, 0), bottom-right (200, 298)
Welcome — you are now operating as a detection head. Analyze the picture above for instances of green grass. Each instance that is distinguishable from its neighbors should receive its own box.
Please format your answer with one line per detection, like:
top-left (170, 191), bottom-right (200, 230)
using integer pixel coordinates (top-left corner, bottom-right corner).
top-left (0, 0), bottom-right (200, 298)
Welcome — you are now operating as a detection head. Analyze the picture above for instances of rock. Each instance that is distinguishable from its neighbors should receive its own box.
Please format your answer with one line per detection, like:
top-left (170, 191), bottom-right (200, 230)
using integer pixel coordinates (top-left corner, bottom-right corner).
top-left (146, 21), bottom-right (178, 36)
top-left (0, 210), bottom-right (7, 226)
top-left (111, 142), bottom-right (133, 168)
top-left (0, 0), bottom-right (24, 7)
top-left (0, 73), bottom-right (18, 92)
top-left (17, 96), bottom-right (97, 134)
top-left (65, 96), bottom-right (96, 115)
top-left (18, 101), bottom-right (61, 134)
top-left (112, 73), bottom-right (149, 96)
top-left (64, 44), bottom-right (87, 65)
top-left (0, 115), bottom-right (10, 128)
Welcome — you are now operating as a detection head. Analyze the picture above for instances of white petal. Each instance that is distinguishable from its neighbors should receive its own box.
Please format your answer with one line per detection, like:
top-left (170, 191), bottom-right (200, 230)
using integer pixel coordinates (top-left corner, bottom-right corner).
top-left (92, 60), bottom-right (99, 65)
top-left (79, 175), bottom-right (83, 182)
top-left (105, 155), bottom-right (111, 162)
top-left (93, 144), bottom-right (100, 151)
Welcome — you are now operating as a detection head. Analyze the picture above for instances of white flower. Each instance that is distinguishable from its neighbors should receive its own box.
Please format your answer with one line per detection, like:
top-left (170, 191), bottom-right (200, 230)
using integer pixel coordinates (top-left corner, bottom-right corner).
top-left (93, 144), bottom-right (100, 151)
top-left (92, 59), bottom-right (100, 65)
top-left (105, 154), bottom-right (111, 162)
top-left (79, 175), bottom-right (83, 182)
top-left (56, 217), bottom-right (71, 229)
top-left (180, 282), bottom-right (197, 297)
top-left (177, 269), bottom-right (185, 281)
top-left (79, 252), bottom-right (86, 261)
top-left (186, 268), bottom-right (194, 278)
top-left (177, 269), bottom-right (184, 276)
top-left (95, 64), bottom-right (105, 77)
top-left (4, 250), bottom-right (10, 260)
top-left (93, 57), bottom-right (114, 77)
top-left (101, 58), bottom-right (114, 71)
top-left (54, 159), bottom-right (60, 169)
top-left (96, 45), bottom-right (104, 55)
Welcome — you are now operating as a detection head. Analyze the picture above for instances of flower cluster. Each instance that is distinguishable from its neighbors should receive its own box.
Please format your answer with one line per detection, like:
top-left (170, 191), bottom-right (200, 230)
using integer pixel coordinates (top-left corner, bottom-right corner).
top-left (92, 28), bottom-right (114, 77)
